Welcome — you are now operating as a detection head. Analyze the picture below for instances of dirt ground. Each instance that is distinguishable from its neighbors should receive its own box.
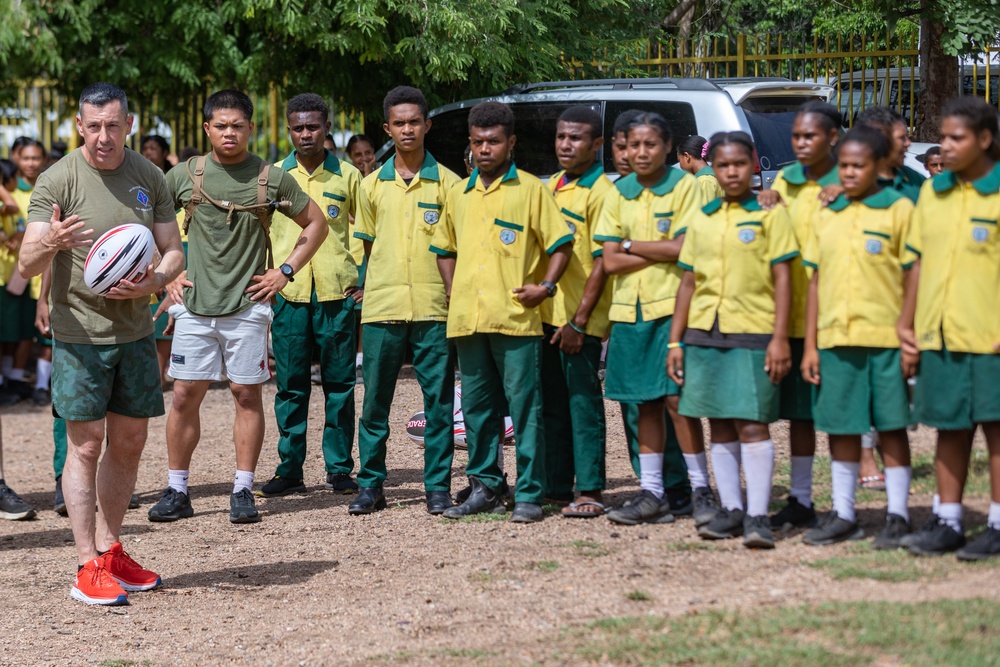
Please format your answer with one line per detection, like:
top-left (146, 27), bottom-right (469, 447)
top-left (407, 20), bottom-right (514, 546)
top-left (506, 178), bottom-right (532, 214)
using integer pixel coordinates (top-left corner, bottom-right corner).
top-left (0, 373), bottom-right (997, 667)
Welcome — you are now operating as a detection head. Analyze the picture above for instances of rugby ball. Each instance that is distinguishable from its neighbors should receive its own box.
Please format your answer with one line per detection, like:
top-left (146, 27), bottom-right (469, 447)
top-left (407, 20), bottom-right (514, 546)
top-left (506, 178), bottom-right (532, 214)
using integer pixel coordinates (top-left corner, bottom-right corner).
top-left (405, 382), bottom-right (516, 448)
top-left (83, 224), bottom-right (155, 296)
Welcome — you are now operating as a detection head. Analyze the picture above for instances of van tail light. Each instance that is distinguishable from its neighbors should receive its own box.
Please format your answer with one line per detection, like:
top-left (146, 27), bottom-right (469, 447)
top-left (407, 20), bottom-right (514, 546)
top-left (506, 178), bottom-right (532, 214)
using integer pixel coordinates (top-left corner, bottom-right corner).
top-left (753, 148), bottom-right (761, 174)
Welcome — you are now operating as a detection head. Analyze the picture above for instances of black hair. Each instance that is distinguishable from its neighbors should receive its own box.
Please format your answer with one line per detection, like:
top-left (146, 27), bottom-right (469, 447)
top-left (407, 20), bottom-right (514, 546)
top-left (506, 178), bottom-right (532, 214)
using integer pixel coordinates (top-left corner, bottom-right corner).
top-left (0, 159), bottom-right (17, 185)
top-left (926, 145), bottom-right (941, 158)
top-left (10, 136), bottom-right (32, 154)
top-left (942, 96), bottom-right (1000, 160)
top-left (346, 134), bottom-right (374, 154)
top-left (141, 134), bottom-right (169, 154)
top-left (178, 146), bottom-right (201, 162)
top-left (383, 86), bottom-right (428, 122)
top-left (468, 101), bottom-right (514, 137)
top-left (78, 82), bottom-right (129, 116)
top-left (286, 93), bottom-right (329, 122)
top-left (612, 109), bottom-right (643, 138)
top-left (839, 125), bottom-right (890, 161)
top-left (626, 112), bottom-right (673, 144)
top-left (49, 141), bottom-right (67, 160)
top-left (676, 135), bottom-right (708, 158)
top-left (557, 105), bottom-right (602, 140)
top-left (856, 105), bottom-right (903, 133)
top-left (204, 90), bottom-right (253, 123)
top-left (797, 101), bottom-right (842, 132)
top-left (706, 131), bottom-right (756, 161)
top-left (17, 138), bottom-right (46, 156)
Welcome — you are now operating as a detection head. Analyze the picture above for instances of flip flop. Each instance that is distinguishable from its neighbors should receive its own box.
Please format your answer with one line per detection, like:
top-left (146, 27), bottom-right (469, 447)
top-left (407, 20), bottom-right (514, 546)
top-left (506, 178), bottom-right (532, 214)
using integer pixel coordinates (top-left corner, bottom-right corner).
top-left (561, 500), bottom-right (607, 518)
top-left (859, 474), bottom-right (886, 491)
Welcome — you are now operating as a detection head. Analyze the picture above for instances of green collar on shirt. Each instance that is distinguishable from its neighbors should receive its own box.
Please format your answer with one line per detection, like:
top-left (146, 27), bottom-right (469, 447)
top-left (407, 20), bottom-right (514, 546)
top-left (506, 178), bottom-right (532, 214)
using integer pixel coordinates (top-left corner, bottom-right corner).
top-left (16, 177), bottom-right (32, 192)
top-left (614, 168), bottom-right (686, 200)
top-left (465, 161), bottom-right (518, 192)
top-left (377, 150), bottom-right (441, 182)
top-left (279, 148), bottom-right (342, 175)
top-left (931, 161), bottom-right (1000, 195)
top-left (827, 186), bottom-right (904, 212)
top-left (695, 165), bottom-right (715, 179)
top-left (779, 161), bottom-right (839, 186)
top-left (701, 195), bottom-right (762, 215)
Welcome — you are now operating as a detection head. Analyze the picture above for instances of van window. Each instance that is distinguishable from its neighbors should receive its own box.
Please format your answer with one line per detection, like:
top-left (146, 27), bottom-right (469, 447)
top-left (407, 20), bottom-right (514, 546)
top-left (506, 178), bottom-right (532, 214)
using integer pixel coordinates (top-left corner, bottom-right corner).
top-left (424, 108), bottom-right (472, 176)
top-left (508, 102), bottom-right (599, 177)
top-left (742, 110), bottom-right (797, 172)
top-left (603, 101), bottom-right (697, 174)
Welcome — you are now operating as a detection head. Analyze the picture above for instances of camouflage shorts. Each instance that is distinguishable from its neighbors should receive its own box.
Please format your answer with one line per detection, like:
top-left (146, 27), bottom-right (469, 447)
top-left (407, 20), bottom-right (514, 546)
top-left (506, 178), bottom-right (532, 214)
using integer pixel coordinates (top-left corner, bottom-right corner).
top-left (52, 334), bottom-right (164, 421)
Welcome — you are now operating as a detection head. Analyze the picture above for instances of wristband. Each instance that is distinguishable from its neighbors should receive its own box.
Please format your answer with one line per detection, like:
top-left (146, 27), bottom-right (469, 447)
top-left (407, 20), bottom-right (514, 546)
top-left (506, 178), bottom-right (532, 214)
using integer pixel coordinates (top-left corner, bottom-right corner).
top-left (667, 342), bottom-right (685, 349)
top-left (568, 321), bottom-right (586, 335)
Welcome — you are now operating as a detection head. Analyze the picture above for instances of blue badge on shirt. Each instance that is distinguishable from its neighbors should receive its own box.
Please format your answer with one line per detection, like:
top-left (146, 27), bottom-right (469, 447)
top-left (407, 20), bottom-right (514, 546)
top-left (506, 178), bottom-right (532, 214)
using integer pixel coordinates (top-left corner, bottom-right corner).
top-left (136, 190), bottom-right (149, 207)
top-left (328, 205), bottom-right (340, 219)
top-left (499, 229), bottom-right (516, 245)
top-left (424, 211), bottom-right (439, 225)
top-left (566, 221), bottom-right (577, 234)
top-left (865, 238), bottom-right (883, 255)
top-left (657, 218), bottom-right (672, 234)
top-left (973, 226), bottom-right (989, 243)
top-left (738, 229), bottom-right (756, 244)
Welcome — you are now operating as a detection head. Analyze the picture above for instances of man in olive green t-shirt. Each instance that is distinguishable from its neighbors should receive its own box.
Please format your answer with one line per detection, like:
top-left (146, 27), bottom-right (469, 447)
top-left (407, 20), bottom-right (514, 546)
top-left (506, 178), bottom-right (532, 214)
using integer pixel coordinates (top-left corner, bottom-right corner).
top-left (20, 82), bottom-right (185, 606)
top-left (147, 89), bottom-right (327, 526)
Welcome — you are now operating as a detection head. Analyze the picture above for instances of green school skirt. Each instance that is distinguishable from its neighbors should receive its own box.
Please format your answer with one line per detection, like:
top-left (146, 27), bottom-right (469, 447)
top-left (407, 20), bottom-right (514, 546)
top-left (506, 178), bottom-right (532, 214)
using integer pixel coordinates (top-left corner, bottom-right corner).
top-left (812, 347), bottom-right (909, 435)
top-left (678, 345), bottom-right (780, 423)
top-left (604, 313), bottom-right (679, 403)
top-left (915, 348), bottom-right (1000, 431)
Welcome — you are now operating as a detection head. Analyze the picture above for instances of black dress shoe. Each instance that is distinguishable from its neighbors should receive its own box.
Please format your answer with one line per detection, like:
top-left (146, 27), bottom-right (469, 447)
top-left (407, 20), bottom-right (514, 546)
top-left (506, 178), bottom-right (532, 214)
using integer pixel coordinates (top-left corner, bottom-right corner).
top-left (442, 477), bottom-right (506, 519)
top-left (510, 502), bottom-right (543, 523)
top-left (426, 491), bottom-right (453, 515)
top-left (348, 487), bottom-right (386, 515)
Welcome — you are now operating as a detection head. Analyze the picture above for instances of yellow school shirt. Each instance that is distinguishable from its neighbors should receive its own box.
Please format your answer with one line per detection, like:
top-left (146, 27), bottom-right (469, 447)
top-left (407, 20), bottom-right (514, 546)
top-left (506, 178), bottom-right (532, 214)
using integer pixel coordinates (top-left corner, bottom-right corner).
top-left (431, 163), bottom-right (574, 338)
top-left (772, 162), bottom-right (840, 338)
top-left (594, 169), bottom-right (704, 324)
top-left (11, 183), bottom-right (41, 299)
top-left (695, 166), bottom-right (724, 201)
top-left (909, 166), bottom-right (1000, 354)
top-left (678, 197), bottom-right (799, 334)
top-left (543, 163), bottom-right (614, 338)
top-left (802, 189), bottom-right (917, 350)
top-left (272, 150), bottom-right (360, 303)
top-left (0, 210), bottom-right (21, 285)
top-left (355, 151), bottom-right (459, 324)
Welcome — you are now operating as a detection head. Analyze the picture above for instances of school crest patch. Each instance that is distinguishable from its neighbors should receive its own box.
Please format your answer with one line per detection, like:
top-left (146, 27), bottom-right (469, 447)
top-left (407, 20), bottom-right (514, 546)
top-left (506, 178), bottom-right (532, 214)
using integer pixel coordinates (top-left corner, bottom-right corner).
top-left (865, 239), bottom-right (883, 255)
top-left (972, 226), bottom-right (989, 243)
top-left (657, 218), bottom-right (671, 234)
top-left (738, 229), bottom-right (756, 244)
top-left (424, 211), bottom-right (440, 225)
top-left (328, 205), bottom-right (341, 219)
top-left (499, 229), bottom-right (516, 245)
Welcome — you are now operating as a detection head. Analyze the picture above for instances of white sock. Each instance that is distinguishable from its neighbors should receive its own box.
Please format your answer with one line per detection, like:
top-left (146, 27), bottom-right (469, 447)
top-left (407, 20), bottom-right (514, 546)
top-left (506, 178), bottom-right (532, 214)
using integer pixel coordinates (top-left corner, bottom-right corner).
top-left (710, 441), bottom-right (743, 511)
top-left (938, 502), bottom-right (963, 531)
top-left (7, 368), bottom-right (24, 381)
top-left (683, 452), bottom-right (709, 490)
top-left (639, 452), bottom-right (665, 498)
top-left (1, 356), bottom-right (12, 377)
top-left (356, 352), bottom-right (363, 368)
top-left (168, 469), bottom-right (189, 495)
top-left (789, 456), bottom-right (814, 507)
top-left (497, 438), bottom-right (505, 472)
top-left (741, 440), bottom-right (775, 517)
top-left (600, 339), bottom-right (608, 363)
top-left (932, 493), bottom-right (940, 515)
top-left (861, 429), bottom-right (877, 449)
top-left (831, 460), bottom-right (860, 522)
top-left (233, 470), bottom-right (255, 494)
top-left (35, 358), bottom-right (52, 390)
top-left (988, 502), bottom-right (1000, 530)
top-left (884, 466), bottom-right (911, 521)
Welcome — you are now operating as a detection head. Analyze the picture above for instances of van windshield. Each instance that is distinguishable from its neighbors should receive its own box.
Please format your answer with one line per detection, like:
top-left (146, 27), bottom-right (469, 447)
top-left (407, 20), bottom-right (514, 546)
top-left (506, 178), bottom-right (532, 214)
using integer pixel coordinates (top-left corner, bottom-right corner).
top-left (743, 110), bottom-right (797, 172)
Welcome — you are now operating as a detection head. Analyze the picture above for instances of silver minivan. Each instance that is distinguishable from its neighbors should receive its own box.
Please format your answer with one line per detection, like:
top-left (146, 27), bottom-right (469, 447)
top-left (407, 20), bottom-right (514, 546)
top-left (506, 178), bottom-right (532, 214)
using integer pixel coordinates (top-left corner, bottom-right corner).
top-left (378, 77), bottom-right (833, 189)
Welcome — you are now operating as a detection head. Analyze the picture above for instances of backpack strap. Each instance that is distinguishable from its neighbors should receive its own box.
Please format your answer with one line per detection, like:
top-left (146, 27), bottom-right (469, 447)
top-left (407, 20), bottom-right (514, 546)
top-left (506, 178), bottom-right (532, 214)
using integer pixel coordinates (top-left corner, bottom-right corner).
top-left (256, 161), bottom-right (275, 270)
top-left (182, 155), bottom-right (207, 236)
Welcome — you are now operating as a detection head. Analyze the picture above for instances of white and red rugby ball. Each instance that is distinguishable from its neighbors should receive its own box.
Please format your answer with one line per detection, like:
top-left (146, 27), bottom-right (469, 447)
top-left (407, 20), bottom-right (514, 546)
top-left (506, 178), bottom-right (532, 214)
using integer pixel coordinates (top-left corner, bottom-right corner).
top-left (83, 224), bottom-right (155, 296)
top-left (406, 384), bottom-right (515, 448)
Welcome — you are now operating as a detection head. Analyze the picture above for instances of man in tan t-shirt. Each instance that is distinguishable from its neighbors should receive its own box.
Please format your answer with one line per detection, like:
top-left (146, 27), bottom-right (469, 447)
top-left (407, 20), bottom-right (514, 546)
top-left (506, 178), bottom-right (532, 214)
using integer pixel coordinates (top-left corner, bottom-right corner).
top-left (20, 82), bottom-right (185, 606)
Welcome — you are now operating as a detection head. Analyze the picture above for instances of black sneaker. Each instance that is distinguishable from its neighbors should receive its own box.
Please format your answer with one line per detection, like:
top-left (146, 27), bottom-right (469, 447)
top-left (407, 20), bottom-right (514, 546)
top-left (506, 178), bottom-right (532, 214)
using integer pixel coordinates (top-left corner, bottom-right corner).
top-left (147, 487), bottom-right (194, 522)
top-left (900, 514), bottom-right (938, 548)
top-left (53, 476), bottom-right (67, 516)
top-left (0, 481), bottom-right (36, 520)
top-left (128, 494), bottom-right (140, 510)
top-left (230, 488), bottom-right (261, 524)
top-left (770, 496), bottom-right (818, 530)
top-left (0, 380), bottom-right (31, 406)
top-left (325, 473), bottom-right (359, 495)
top-left (803, 512), bottom-right (864, 546)
top-left (692, 487), bottom-right (720, 527)
top-left (454, 473), bottom-right (510, 504)
top-left (907, 518), bottom-right (966, 556)
top-left (257, 476), bottom-right (307, 498)
top-left (32, 387), bottom-right (51, 406)
top-left (956, 527), bottom-right (1000, 561)
top-left (872, 513), bottom-right (910, 550)
top-left (698, 507), bottom-right (745, 540)
top-left (665, 489), bottom-right (693, 516)
top-left (743, 514), bottom-right (775, 549)
top-left (606, 490), bottom-right (673, 525)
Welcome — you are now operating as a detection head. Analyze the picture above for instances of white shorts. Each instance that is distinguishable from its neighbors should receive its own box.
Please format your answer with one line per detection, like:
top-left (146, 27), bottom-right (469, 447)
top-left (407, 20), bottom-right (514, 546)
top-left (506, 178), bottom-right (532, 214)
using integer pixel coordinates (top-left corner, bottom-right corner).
top-left (167, 301), bottom-right (273, 384)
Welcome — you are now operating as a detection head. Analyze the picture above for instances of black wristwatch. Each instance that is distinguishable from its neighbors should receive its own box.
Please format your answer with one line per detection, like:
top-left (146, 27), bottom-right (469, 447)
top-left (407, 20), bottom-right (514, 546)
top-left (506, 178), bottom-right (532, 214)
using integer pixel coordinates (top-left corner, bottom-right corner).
top-left (279, 263), bottom-right (295, 282)
top-left (622, 239), bottom-right (633, 254)
top-left (540, 280), bottom-right (557, 298)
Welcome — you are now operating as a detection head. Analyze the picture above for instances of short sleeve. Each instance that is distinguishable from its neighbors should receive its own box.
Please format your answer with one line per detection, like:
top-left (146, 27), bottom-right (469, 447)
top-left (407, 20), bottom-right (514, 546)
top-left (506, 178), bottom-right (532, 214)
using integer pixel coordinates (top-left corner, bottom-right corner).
top-left (346, 166), bottom-right (362, 220)
top-left (905, 196), bottom-right (924, 264)
top-left (26, 172), bottom-right (59, 224)
top-left (765, 205), bottom-right (800, 265)
top-left (593, 188), bottom-right (624, 244)
top-left (893, 198), bottom-right (918, 269)
top-left (586, 182), bottom-right (610, 258)
top-left (801, 222), bottom-right (819, 273)
top-left (430, 181), bottom-right (460, 257)
top-left (534, 184), bottom-right (574, 255)
top-left (676, 212), bottom-right (697, 272)
top-left (276, 170), bottom-right (311, 218)
top-left (355, 174), bottom-right (377, 242)
top-left (672, 174), bottom-right (706, 237)
top-left (151, 171), bottom-right (175, 223)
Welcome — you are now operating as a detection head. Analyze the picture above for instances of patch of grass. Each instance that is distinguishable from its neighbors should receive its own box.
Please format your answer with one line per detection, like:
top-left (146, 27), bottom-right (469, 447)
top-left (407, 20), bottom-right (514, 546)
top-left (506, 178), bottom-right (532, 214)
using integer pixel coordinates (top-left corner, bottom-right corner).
top-left (468, 571), bottom-right (497, 584)
top-left (565, 599), bottom-right (1000, 666)
top-left (437, 511), bottom-right (507, 524)
top-left (809, 541), bottom-right (996, 582)
top-left (530, 560), bottom-right (559, 572)
top-left (625, 589), bottom-right (653, 602)
top-left (98, 661), bottom-right (152, 667)
top-left (562, 539), bottom-right (610, 558)
top-left (441, 648), bottom-right (496, 659)
top-left (662, 540), bottom-right (717, 552)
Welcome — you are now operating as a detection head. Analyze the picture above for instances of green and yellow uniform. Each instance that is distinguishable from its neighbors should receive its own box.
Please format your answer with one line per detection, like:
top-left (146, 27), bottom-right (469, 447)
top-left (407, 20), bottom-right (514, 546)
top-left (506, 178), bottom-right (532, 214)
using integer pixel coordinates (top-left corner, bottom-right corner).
top-left (881, 165), bottom-right (925, 204)
top-left (270, 149), bottom-right (362, 481)
top-left (909, 166), bottom-right (1000, 429)
top-left (694, 165), bottom-right (724, 201)
top-left (677, 197), bottom-right (799, 423)
top-left (772, 162), bottom-right (840, 420)
top-left (540, 163), bottom-right (613, 500)
top-left (0, 181), bottom-right (41, 345)
top-left (431, 163), bottom-right (573, 503)
top-left (354, 151), bottom-right (460, 492)
top-left (802, 189), bottom-right (916, 434)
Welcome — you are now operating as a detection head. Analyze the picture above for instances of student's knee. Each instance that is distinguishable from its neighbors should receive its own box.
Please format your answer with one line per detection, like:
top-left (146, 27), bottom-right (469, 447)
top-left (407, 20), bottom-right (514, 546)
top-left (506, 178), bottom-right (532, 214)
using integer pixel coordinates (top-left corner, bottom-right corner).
top-left (170, 381), bottom-right (207, 413)
top-left (230, 383), bottom-right (262, 412)
top-left (734, 420), bottom-right (769, 443)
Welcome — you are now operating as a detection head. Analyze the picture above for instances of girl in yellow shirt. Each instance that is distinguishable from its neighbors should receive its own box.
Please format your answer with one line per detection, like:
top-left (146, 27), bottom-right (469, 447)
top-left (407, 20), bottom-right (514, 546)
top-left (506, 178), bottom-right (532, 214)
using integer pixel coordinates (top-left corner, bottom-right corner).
top-left (676, 135), bottom-right (723, 201)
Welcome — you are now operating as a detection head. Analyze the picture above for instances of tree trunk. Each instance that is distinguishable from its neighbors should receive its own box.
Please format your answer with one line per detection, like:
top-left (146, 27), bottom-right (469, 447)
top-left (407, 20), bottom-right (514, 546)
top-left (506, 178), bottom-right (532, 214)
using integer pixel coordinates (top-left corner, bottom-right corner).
top-left (915, 5), bottom-right (959, 141)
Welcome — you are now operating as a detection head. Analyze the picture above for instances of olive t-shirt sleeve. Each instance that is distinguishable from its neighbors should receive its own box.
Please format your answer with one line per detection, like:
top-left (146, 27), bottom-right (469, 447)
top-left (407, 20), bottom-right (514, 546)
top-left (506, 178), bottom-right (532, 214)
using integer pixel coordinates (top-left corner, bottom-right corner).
top-left (276, 170), bottom-right (311, 219)
top-left (151, 170), bottom-right (176, 223)
top-left (25, 173), bottom-right (61, 224)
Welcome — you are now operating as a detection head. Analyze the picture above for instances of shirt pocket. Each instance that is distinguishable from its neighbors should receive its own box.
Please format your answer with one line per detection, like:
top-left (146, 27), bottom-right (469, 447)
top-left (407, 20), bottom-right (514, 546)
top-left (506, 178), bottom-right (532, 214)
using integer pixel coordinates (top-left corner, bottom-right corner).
top-left (965, 217), bottom-right (999, 256)
top-left (417, 202), bottom-right (442, 235)
top-left (733, 221), bottom-right (765, 256)
top-left (858, 230), bottom-right (892, 264)
top-left (653, 211), bottom-right (675, 239)
top-left (491, 218), bottom-right (524, 258)
top-left (322, 191), bottom-right (347, 222)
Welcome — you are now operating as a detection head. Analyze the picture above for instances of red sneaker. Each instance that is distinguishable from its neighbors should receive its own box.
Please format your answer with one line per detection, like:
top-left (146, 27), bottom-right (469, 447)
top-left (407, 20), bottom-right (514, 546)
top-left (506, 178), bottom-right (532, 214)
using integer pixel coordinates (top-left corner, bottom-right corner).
top-left (104, 542), bottom-right (162, 592)
top-left (71, 558), bottom-right (129, 606)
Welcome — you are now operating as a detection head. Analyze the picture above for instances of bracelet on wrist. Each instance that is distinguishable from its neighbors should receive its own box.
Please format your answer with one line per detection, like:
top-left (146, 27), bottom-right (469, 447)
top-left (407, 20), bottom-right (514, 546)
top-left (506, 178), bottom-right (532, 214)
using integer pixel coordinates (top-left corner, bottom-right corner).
top-left (667, 341), bottom-right (685, 349)
top-left (568, 321), bottom-right (586, 335)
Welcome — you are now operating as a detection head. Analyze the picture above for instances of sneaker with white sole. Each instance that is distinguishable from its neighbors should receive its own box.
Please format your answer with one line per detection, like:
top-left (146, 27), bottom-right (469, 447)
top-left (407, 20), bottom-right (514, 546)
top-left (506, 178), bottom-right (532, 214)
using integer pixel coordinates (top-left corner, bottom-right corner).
top-left (104, 542), bottom-right (162, 591)
top-left (71, 558), bottom-right (128, 606)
